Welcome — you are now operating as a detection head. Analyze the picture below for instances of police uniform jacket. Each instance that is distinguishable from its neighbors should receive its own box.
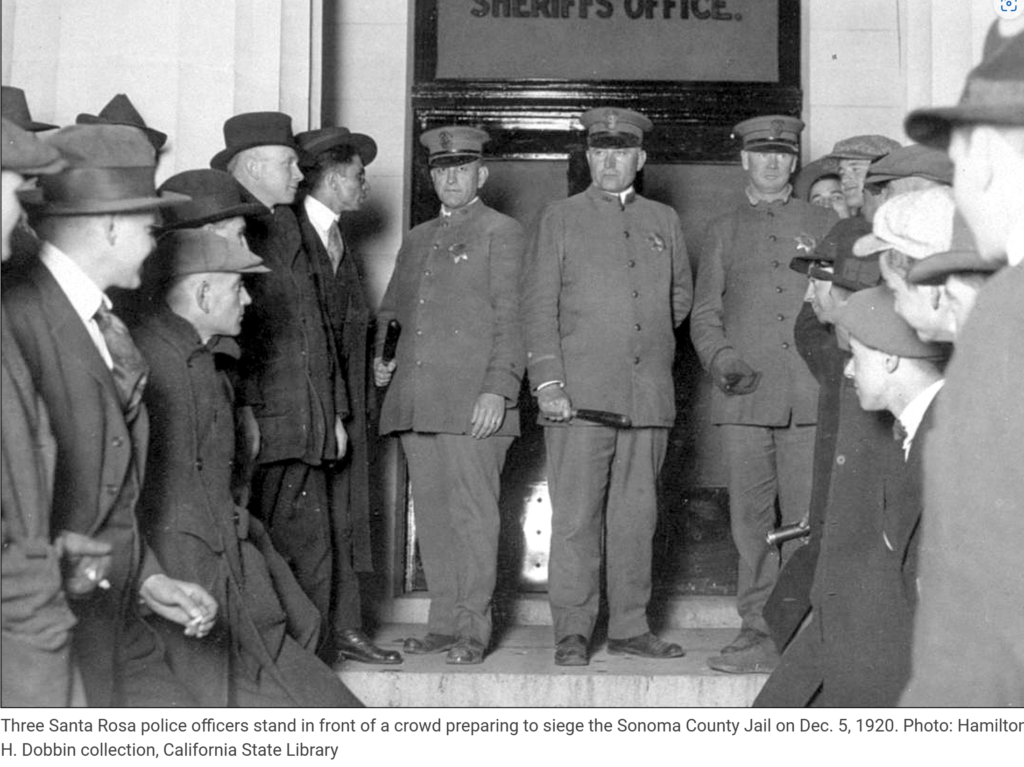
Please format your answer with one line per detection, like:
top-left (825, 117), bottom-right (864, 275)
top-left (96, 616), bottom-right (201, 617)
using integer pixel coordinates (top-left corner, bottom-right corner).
top-left (377, 198), bottom-right (524, 436)
top-left (1, 306), bottom-right (78, 706)
top-left (3, 261), bottom-right (166, 707)
top-left (523, 186), bottom-right (692, 426)
top-left (237, 202), bottom-right (347, 465)
top-left (690, 191), bottom-right (836, 426)
top-left (133, 309), bottom-right (349, 707)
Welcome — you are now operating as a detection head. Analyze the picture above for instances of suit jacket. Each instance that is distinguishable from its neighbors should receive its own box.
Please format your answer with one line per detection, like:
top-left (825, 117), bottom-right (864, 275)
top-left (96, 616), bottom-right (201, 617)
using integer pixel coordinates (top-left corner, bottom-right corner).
top-left (133, 309), bottom-right (344, 707)
top-left (238, 202), bottom-right (347, 465)
top-left (296, 204), bottom-right (373, 570)
top-left (690, 191), bottom-right (836, 426)
top-left (523, 186), bottom-right (692, 427)
top-left (377, 198), bottom-right (525, 436)
top-left (3, 260), bottom-right (163, 706)
top-left (1, 306), bottom-right (79, 706)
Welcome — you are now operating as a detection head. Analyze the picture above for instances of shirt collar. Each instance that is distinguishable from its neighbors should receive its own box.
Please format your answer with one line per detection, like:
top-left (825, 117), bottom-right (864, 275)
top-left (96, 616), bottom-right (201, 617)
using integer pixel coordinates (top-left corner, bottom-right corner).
top-left (441, 197), bottom-right (480, 218)
top-left (1006, 216), bottom-right (1024, 267)
top-left (586, 185), bottom-right (636, 207)
top-left (39, 241), bottom-right (111, 324)
top-left (746, 183), bottom-right (793, 206)
top-left (898, 378), bottom-right (944, 458)
top-left (304, 194), bottom-right (339, 233)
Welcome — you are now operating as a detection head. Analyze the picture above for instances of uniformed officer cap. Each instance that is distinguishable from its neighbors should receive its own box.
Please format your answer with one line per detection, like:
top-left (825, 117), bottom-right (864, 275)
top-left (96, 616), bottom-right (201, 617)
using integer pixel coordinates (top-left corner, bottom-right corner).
top-left (580, 107), bottom-right (652, 148)
top-left (732, 115), bottom-right (803, 155)
top-left (420, 125), bottom-right (489, 168)
top-left (835, 286), bottom-right (946, 359)
top-left (828, 134), bottom-right (901, 161)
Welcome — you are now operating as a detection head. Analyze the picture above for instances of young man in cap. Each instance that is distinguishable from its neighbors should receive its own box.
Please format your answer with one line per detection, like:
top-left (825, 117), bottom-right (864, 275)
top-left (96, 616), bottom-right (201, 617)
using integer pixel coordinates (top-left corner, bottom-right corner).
top-left (294, 126), bottom-right (400, 666)
top-left (899, 32), bottom-right (1024, 706)
top-left (827, 134), bottom-right (902, 218)
top-left (690, 114), bottom-right (836, 673)
top-left (3, 124), bottom-right (217, 706)
top-left (216, 112), bottom-right (352, 662)
top-left (131, 229), bottom-right (362, 706)
top-left (856, 187), bottom-right (958, 344)
top-left (523, 106), bottom-right (691, 666)
top-left (906, 246), bottom-right (997, 339)
top-left (862, 143), bottom-right (952, 202)
top-left (1, 116), bottom-right (97, 707)
top-left (375, 125), bottom-right (524, 665)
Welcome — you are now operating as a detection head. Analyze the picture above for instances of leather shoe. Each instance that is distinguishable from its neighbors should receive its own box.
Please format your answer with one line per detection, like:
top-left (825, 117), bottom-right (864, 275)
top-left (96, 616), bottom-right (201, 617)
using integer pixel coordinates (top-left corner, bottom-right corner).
top-left (403, 633), bottom-right (457, 654)
top-left (607, 632), bottom-right (685, 659)
top-left (554, 634), bottom-right (589, 666)
top-left (334, 629), bottom-right (403, 665)
top-left (446, 637), bottom-right (486, 665)
top-left (721, 627), bottom-right (769, 654)
top-left (707, 637), bottom-right (779, 674)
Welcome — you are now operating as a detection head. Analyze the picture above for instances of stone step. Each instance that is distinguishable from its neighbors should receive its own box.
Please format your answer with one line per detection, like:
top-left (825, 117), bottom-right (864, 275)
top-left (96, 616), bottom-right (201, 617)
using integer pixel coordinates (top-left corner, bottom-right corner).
top-left (338, 624), bottom-right (765, 707)
top-left (379, 593), bottom-right (741, 630)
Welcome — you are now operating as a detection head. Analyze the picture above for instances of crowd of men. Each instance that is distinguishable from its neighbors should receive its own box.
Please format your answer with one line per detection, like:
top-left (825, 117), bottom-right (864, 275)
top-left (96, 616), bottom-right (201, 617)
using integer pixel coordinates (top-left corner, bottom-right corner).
top-left (1, 24), bottom-right (1021, 707)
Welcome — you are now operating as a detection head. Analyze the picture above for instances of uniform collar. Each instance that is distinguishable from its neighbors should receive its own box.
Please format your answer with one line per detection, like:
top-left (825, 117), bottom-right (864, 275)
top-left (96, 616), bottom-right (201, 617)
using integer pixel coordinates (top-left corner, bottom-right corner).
top-left (586, 184), bottom-right (636, 207)
top-left (746, 183), bottom-right (793, 206)
top-left (440, 197), bottom-right (480, 218)
top-left (150, 307), bottom-right (241, 361)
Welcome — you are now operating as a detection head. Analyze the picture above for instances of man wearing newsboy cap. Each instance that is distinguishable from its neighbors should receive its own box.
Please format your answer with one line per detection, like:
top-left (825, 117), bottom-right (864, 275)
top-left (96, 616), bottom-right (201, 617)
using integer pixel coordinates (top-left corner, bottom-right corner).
top-left (691, 114), bottom-right (837, 674)
top-left (523, 107), bottom-right (691, 666)
top-left (3, 124), bottom-right (219, 706)
top-left (131, 229), bottom-right (362, 706)
top-left (899, 32), bottom-right (1024, 707)
top-left (216, 112), bottom-right (353, 663)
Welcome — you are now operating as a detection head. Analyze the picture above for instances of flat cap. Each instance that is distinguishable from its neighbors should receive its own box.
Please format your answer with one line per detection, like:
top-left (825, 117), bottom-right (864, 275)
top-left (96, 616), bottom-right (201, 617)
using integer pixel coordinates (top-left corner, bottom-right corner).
top-left (420, 125), bottom-right (489, 168)
top-left (157, 169), bottom-right (265, 231)
top-left (907, 248), bottom-right (998, 286)
top-left (828, 134), bottom-right (902, 161)
top-left (795, 218), bottom-right (880, 292)
top-left (835, 285), bottom-right (946, 358)
top-left (156, 228), bottom-right (269, 278)
top-left (77, 93), bottom-right (167, 151)
top-left (865, 144), bottom-right (953, 186)
top-left (905, 33), bottom-right (1024, 149)
top-left (853, 187), bottom-right (955, 259)
top-left (296, 126), bottom-right (377, 166)
top-left (580, 107), bottom-right (652, 148)
top-left (733, 115), bottom-right (803, 154)
top-left (1, 117), bottom-right (65, 174)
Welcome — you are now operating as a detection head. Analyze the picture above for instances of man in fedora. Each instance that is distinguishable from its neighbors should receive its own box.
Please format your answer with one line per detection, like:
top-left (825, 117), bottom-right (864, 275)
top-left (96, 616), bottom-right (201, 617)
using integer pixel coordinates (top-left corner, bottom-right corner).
top-left (3, 124), bottom-right (217, 706)
top-left (158, 168), bottom-right (265, 245)
top-left (131, 228), bottom-right (362, 706)
top-left (375, 125), bottom-right (524, 665)
top-left (523, 107), bottom-right (690, 666)
top-left (899, 32), bottom-right (1024, 706)
top-left (215, 112), bottom-right (351, 661)
top-left (1, 86), bottom-right (58, 132)
top-left (691, 114), bottom-right (836, 674)
top-left (77, 93), bottom-right (167, 152)
top-left (294, 126), bottom-right (400, 665)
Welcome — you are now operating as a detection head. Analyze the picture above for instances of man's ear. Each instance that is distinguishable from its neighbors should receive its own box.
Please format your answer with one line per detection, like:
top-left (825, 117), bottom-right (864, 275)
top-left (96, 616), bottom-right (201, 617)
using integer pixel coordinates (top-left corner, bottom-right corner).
top-left (244, 154), bottom-right (262, 182)
top-left (928, 285), bottom-right (942, 311)
top-left (476, 164), bottom-right (489, 189)
top-left (740, 150), bottom-right (750, 171)
top-left (636, 148), bottom-right (648, 173)
top-left (884, 354), bottom-right (901, 374)
top-left (195, 280), bottom-right (211, 314)
top-left (104, 215), bottom-right (118, 246)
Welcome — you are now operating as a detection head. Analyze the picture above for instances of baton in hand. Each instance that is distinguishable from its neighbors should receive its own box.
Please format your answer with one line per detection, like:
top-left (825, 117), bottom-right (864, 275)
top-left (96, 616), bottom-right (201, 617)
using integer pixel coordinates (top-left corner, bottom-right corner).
top-left (381, 320), bottom-right (401, 364)
top-left (571, 409), bottom-right (632, 429)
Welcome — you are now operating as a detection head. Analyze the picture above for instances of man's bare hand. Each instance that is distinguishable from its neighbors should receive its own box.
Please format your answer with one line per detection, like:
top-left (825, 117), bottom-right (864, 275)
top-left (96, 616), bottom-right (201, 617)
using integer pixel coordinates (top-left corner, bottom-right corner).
top-left (139, 574), bottom-right (218, 638)
top-left (537, 384), bottom-right (572, 422)
top-left (57, 531), bottom-right (113, 596)
top-left (374, 356), bottom-right (396, 387)
top-left (470, 393), bottom-right (506, 439)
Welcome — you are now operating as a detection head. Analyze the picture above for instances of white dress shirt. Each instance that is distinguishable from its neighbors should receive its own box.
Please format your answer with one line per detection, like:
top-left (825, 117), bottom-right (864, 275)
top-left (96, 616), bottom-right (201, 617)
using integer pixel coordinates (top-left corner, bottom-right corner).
top-left (897, 379), bottom-right (945, 460)
top-left (39, 241), bottom-right (114, 369)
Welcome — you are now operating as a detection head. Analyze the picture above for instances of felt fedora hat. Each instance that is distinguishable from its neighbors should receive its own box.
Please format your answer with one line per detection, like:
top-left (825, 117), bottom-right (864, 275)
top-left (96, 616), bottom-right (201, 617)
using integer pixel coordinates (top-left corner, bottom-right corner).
top-left (77, 93), bottom-right (167, 151)
top-left (157, 169), bottom-right (265, 230)
top-left (296, 126), bottom-right (377, 166)
top-left (1, 117), bottom-right (66, 175)
top-left (905, 33), bottom-right (1024, 149)
top-left (18, 124), bottom-right (187, 215)
top-left (210, 111), bottom-right (298, 171)
top-left (1, 86), bottom-right (58, 132)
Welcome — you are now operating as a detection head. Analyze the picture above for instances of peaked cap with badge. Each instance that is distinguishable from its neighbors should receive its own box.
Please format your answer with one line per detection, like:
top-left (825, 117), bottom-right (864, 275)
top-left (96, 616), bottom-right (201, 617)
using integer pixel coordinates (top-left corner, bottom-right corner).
top-left (419, 125), bottom-right (489, 168)
top-left (76, 93), bottom-right (167, 151)
top-left (1, 85), bottom-right (58, 132)
top-left (210, 111), bottom-right (299, 172)
top-left (296, 126), bottom-right (377, 166)
top-left (17, 124), bottom-right (187, 215)
top-left (733, 114), bottom-right (803, 155)
top-left (905, 32), bottom-right (1024, 149)
top-left (157, 169), bottom-right (265, 231)
top-left (835, 285), bottom-right (946, 359)
top-left (580, 107), bottom-right (652, 148)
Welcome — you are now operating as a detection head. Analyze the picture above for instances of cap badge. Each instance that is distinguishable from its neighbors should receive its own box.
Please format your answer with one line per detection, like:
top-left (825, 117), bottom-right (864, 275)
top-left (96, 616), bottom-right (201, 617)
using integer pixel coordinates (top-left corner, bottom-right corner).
top-left (770, 119), bottom-right (784, 137)
top-left (795, 233), bottom-right (818, 255)
top-left (606, 112), bottom-right (618, 131)
top-left (439, 131), bottom-right (453, 150)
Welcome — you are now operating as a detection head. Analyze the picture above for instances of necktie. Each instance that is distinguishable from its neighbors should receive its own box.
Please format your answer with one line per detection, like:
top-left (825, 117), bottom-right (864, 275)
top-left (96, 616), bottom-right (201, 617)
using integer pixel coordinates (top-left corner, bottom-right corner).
top-left (327, 223), bottom-right (344, 275)
top-left (893, 419), bottom-right (909, 446)
top-left (94, 304), bottom-right (148, 422)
